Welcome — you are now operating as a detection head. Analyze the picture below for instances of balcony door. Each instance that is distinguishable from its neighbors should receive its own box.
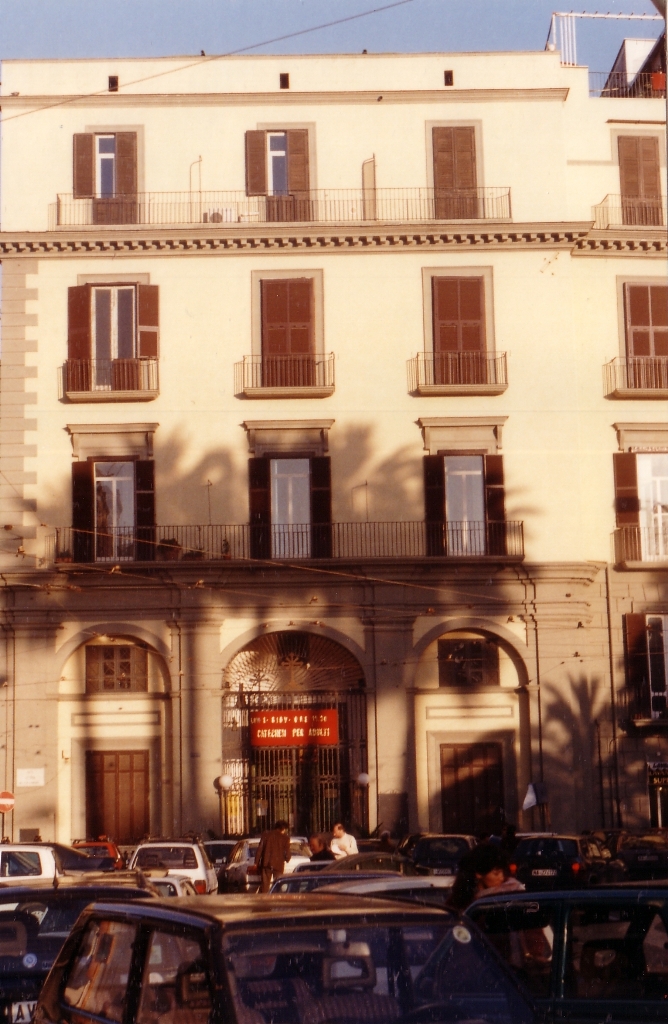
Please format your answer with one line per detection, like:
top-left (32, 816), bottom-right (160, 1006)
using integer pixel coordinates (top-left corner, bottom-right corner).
top-left (432, 277), bottom-right (486, 385)
top-left (93, 286), bottom-right (136, 389)
top-left (85, 750), bottom-right (149, 844)
top-left (440, 742), bottom-right (504, 834)
top-left (261, 279), bottom-right (315, 387)
top-left (271, 459), bottom-right (311, 558)
top-left (637, 453), bottom-right (668, 561)
top-left (95, 462), bottom-right (135, 561)
top-left (432, 126), bottom-right (478, 219)
top-left (618, 135), bottom-right (662, 226)
top-left (444, 456), bottom-right (486, 555)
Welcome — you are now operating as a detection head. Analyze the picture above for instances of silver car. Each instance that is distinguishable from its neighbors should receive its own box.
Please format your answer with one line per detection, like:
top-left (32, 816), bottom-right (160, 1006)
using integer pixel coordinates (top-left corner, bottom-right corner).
top-left (222, 836), bottom-right (311, 891)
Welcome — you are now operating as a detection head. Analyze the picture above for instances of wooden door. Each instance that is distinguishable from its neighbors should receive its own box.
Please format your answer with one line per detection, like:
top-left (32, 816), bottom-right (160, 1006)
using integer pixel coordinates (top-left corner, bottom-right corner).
top-left (440, 742), bottom-right (504, 834)
top-left (618, 136), bottom-right (662, 225)
top-left (85, 750), bottom-right (149, 843)
top-left (432, 127), bottom-right (478, 219)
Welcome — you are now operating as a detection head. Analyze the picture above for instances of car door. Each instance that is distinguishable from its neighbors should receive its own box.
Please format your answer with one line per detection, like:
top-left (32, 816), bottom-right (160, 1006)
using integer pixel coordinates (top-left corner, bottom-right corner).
top-left (135, 923), bottom-right (216, 1024)
top-left (59, 916), bottom-right (141, 1024)
top-left (557, 896), bottom-right (668, 1022)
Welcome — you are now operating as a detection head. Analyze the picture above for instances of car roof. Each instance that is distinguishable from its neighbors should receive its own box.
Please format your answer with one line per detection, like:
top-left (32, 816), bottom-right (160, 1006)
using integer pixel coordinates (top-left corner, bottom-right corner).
top-left (0, 884), bottom-right (153, 898)
top-left (515, 834), bottom-right (582, 841)
top-left (468, 885), bottom-right (668, 907)
top-left (88, 892), bottom-right (452, 928)
top-left (316, 877), bottom-right (455, 893)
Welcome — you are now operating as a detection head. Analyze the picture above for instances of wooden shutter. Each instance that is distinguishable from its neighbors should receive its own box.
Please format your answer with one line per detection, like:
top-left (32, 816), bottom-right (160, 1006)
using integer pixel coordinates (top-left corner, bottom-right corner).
top-left (287, 129), bottom-right (310, 220)
top-left (72, 461), bottom-right (94, 563)
top-left (73, 134), bottom-right (95, 198)
top-left (618, 136), bottom-right (642, 197)
top-left (484, 455), bottom-right (506, 555)
top-left (261, 279), bottom-right (314, 384)
top-left (433, 126), bottom-right (477, 218)
top-left (246, 130), bottom-right (267, 196)
top-left (249, 457), bottom-right (271, 559)
top-left (433, 277), bottom-right (484, 354)
top-left (115, 133), bottom-right (138, 196)
top-left (135, 460), bottom-right (155, 561)
top-left (310, 456), bottom-right (332, 558)
top-left (262, 280), bottom-right (289, 355)
top-left (424, 455), bottom-right (445, 556)
top-left (623, 613), bottom-right (650, 718)
top-left (639, 137), bottom-right (661, 197)
top-left (137, 284), bottom-right (159, 358)
top-left (68, 284), bottom-right (92, 360)
top-left (613, 452), bottom-right (639, 526)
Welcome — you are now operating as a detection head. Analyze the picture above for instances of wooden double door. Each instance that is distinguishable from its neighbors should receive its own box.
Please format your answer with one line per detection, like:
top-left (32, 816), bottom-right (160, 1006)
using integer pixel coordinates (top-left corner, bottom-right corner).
top-left (85, 750), bottom-right (149, 843)
top-left (440, 742), bottom-right (504, 835)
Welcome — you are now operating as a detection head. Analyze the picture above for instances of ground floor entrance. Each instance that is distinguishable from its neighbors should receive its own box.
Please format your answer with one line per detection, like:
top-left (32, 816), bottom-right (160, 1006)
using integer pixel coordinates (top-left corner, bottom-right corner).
top-left (440, 742), bottom-right (504, 834)
top-left (85, 750), bottom-right (150, 843)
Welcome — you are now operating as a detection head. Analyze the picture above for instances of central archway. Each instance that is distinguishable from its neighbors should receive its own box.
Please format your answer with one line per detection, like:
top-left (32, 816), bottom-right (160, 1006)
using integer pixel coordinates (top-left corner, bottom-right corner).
top-left (222, 632), bottom-right (367, 836)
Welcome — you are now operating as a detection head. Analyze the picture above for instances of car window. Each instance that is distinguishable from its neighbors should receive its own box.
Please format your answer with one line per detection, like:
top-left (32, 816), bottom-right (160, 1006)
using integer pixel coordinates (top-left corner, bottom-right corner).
top-left (135, 847), bottom-right (198, 869)
top-left (413, 838), bottom-right (469, 864)
top-left (0, 852), bottom-right (41, 877)
top-left (619, 833), bottom-right (668, 850)
top-left (63, 918), bottom-right (137, 1023)
top-left (289, 841), bottom-right (309, 856)
top-left (197, 845), bottom-right (212, 869)
top-left (468, 900), bottom-right (556, 999)
top-left (565, 902), bottom-right (668, 1001)
top-left (137, 929), bottom-right (212, 1024)
top-left (153, 882), bottom-right (178, 897)
top-left (514, 839), bottom-right (578, 859)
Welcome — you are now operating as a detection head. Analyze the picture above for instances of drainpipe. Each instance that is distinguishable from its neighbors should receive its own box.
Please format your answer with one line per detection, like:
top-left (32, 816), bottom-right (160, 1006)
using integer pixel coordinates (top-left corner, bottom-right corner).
top-left (169, 613), bottom-right (183, 835)
top-left (605, 566), bottom-right (623, 828)
top-left (0, 582), bottom-right (16, 840)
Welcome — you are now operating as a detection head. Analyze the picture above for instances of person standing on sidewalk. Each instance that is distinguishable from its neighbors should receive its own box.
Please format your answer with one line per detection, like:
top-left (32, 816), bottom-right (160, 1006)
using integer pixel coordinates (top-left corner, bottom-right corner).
top-left (255, 820), bottom-right (291, 892)
top-left (331, 822), bottom-right (358, 859)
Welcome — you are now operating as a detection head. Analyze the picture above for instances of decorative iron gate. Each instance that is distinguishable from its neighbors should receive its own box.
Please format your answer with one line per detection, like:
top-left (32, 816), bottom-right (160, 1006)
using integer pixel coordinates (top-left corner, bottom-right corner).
top-left (221, 632), bottom-right (368, 835)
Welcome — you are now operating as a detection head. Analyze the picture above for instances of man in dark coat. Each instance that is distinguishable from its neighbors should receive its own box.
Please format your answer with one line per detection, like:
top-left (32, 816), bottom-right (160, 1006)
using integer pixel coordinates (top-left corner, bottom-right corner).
top-left (255, 819), bottom-right (291, 892)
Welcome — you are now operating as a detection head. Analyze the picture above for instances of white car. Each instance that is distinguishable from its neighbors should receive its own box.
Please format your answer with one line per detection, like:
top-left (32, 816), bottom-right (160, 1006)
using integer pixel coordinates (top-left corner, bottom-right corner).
top-left (0, 843), bottom-right (114, 885)
top-left (148, 873), bottom-right (198, 897)
top-left (129, 840), bottom-right (217, 893)
top-left (222, 836), bottom-right (311, 891)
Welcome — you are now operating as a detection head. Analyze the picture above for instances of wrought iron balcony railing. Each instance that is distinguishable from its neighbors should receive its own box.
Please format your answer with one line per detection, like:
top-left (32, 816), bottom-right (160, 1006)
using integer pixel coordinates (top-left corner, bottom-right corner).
top-left (589, 71), bottom-right (666, 99)
top-left (235, 354), bottom-right (335, 397)
top-left (593, 194), bottom-right (665, 229)
top-left (618, 685), bottom-right (668, 726)
top-left (51, 187), bottom-right (512, 229)
top-left (64, 358), bottom-right (159, 400)
top-left (614, 525), bottom-right (668, 565)
top-left (604, 356), bottom-right (668, 397)
top-left (51, 520), bottom-right (524, 564)
top-left (408, 352), bottom-right (508, 395)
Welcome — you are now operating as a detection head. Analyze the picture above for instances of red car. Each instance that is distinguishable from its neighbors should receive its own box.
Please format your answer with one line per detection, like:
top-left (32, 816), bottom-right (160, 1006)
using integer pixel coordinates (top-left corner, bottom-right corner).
top-left (72, 837), bottom-right (125, 869)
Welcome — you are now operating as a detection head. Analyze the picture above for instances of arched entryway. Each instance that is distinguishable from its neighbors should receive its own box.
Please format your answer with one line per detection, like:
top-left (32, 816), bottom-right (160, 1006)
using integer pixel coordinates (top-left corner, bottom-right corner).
top-left (222, 632), bottom-right (367, 836)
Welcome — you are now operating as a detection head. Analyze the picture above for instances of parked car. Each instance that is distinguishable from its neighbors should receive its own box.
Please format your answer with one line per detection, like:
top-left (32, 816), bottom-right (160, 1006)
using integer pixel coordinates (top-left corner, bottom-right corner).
top-left (221, 836), bottom-right (311, 892)
top-left (408, 834), bottom-right (477, 875)
top-left (319, 851), bottom-right (423, 875)
top-left (468, 886), bottom-right (668, 1022)
top-left (72, 838), bottom-right (125, 870)
top-left (34, 893), bottom-right (537, 1024)
top-left (509, 833), bottom-right (611, 890)
top-left (314, 874), bottom-right (456, 907)
top-left (202, 839), bottom-right (238, 872)
top-left (270, 871), bottom-right (392, 894)
top-left (129, 840), bottom-right (217, 894)
top-left (607, 830), bottom-right (668, 881)
top-left (0, 844), bottom-right (115, 886)
top-left (0, 879), bottom-right (154, 1023)
top-left (148, 874), bottom-right (198, 897)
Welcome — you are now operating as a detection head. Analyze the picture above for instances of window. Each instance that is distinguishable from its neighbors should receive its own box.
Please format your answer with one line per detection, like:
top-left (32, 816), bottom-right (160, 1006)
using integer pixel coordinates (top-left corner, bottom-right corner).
top-left (261, 278), bottom-right (314, 387)
top-left (66, 283), bottom-right (159, 397)
top-left (63, 918), bottom-right (137, 1023)
top-left (249, 455), bottom-right (331, 559)
top-left (245, 129), bottom-right (311, 221)
top-left (85, 643), bottom-right (148, 693)
top-left (438, 636), bottom-right (500, 686)
top-left (137, 929), bottom-right (212, 1024)
top-left (432, 126), bottom-right (478, 218)
top-left (613, 452), bottom-right (668, 561)
top-left (73, 132), bottom-right (138, 224)
top-left (624, 613), bottom-right (668, 721)
top-left (625, 284), bottom-right (668, 358)
top-left (72, 459), bottom-right (155, 563)
top-left (468, 899), bottom-right (556, 999)
top-left (424, 453), bottom-right (505, 556)
top-left (432, 277), bottom-right (486, 385)
top-left (0, 852), bottom-right (41, 877)
top-left (618, 135), bottom-right (662, 226)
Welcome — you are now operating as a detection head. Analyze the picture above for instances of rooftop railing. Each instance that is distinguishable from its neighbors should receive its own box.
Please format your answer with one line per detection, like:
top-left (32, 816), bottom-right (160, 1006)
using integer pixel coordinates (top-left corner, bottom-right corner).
top-left (51, 187), bottom-right (512, 229)
top-left (589, 70), bottom-right (666, 98)
top-left (604, 356), bottom-right (668, 398)
top-left (408, 351), bottom-right (508, 394)
top-left (593, 194), bottom-right (665, 229)
top-left (613, 525), bottom-right (668, 565)
top-left (51, 520), bottom-right (524, 564)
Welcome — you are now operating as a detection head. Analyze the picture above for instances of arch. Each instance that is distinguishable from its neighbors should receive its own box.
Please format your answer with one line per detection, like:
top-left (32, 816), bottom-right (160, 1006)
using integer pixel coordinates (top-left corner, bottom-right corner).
top-left (55, 624), bottom-right (173, 693)
top-left (220, 622), bottom-right (369, 683)
top-left (413, 617), bottom-right (531, 688)
top-left (224, 630), bottom-right (365, 693)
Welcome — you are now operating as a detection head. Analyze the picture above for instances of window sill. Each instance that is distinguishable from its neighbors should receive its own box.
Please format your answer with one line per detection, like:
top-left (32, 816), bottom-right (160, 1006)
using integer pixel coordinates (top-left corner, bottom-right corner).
top-left (65, 389), bottom-right (159, 402)
top-left (606, 387), bottom-right (668, 400)
top-left (240, 385), bottom-right (335, 399)
top-left (412, 383), bottom-right (508, 396)
top-left (616, 559), bottom-right (668, 570)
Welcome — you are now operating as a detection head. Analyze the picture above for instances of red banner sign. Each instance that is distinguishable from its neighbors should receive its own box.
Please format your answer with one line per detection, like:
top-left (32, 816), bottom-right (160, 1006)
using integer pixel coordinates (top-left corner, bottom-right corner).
top-left (250, 709), bottom-right (339, 747)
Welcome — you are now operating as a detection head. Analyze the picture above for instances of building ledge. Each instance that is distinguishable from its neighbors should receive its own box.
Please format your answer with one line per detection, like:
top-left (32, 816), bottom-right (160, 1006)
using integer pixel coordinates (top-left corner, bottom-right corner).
top-left (240, 386), bottom-right (335, 399)
top-left (413, 383), bottom-right (508, 396)
top-left (65, 389), bottom-right (159, 402)
top-left (606, 387), bottom-right (668, 400)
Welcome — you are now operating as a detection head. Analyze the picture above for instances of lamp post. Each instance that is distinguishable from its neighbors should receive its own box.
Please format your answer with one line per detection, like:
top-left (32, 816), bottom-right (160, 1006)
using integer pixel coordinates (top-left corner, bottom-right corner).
top-left (215, 774), bottom-right (234, 837)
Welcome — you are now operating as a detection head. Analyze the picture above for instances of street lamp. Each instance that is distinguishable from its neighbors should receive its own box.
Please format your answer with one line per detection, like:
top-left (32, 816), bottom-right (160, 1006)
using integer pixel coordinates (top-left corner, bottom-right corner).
top-left (215, 774), bottom-right (234, 837)
top-left (356, 772), bottom-right (370, 788)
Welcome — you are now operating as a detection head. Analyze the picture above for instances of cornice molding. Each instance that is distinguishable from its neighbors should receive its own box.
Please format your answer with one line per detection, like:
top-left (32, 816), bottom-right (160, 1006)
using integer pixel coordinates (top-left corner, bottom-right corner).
top-left (0, 87), bottom-right (570, 110)
top-left (572, 228), bottom-right (668, 256)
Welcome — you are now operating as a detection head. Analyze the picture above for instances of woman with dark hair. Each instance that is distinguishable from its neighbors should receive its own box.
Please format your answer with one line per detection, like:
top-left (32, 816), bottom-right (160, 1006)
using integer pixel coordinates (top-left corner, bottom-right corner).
top-left (447, 842), bottom-right (524, 911)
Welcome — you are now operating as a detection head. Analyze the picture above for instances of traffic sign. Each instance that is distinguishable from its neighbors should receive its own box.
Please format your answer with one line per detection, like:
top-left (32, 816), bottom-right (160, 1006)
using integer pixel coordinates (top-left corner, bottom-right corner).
top-left (0, 792), bottom-right (15, 814)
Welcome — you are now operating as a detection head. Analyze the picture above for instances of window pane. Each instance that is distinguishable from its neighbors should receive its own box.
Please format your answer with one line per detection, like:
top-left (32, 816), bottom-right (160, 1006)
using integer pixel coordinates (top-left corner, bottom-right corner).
top-left (268, 133), bottom-right (288, 195)
top-left (0, 852), bottom-right (41, 877)
top-left (271, 459), bottom-right (311, 558)
top-left (116, 288), bottom-right (135, 360)
top-left (650, 285), bottom-right (668, 328)
top-left (95, 289), bottom-right (112, 365)
top-left (137, 929), bottom-right (212, 1024)
top-left (63, 919), bottom-right (136, 1022)
top-left (629, 285), bottom-right (650, 327)
top-left (469, 901), bottom-right (556, 999)
top-left (637, 454), bottom-right (668, 561)
top-left (444, 456), bottom-right (485, 522)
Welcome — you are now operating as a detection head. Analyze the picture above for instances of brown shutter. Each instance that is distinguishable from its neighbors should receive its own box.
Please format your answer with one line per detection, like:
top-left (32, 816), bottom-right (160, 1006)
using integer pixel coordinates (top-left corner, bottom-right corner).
top-left (73, 134), bottom-right (95, 198)
top-left (433, 126), bottom-right (477, 218)
top-left (433, 127), bottom-right (456, 191)
top-left (245, 130), bottom-right (267, 196)
top-left (639, 136), bottom-right (661, 198)
top-left (453, 127), bottom-right (477, 189)
top-left (72, 461), bottom-right (94, 563)
top-left (249, 457), bottom-right (271, 559)
top-left (613, 452), bottom-right (639, 526)
top-left (310, 456), bottom-right (332, 558)
top-left (424, 455), bottom-right (445, 556)
top-left (618, 136), bottom-right (641, 197)
top-left (262, 279), bottom-right (289, 354)
top-left (484, 455), bottom-right (506, 556)
top-left (135, 461), bottom-right (155, 561)
top-left (623, 613), bottom-right (649, 718)
top-left (287, 129), bottom-right (310, 220)
top-left (68, 285), bottom-right (92, 360)
top-left (137, 284), bottom-right (159, 358)
top-left (287, 279), bottom-right (313, 355)
top-left (115, 132), bottom-right (137, 196)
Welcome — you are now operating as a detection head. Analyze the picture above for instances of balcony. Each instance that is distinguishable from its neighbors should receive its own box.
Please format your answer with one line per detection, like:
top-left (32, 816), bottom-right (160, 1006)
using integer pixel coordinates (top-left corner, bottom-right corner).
top-left (589, 71), bottom-right (666, 99)
top-left (408, 352), bottom-right (508, 396)
top-left (63, 359), bottom-right (159, 402)
top-left (593, 194), bottom-right (665, 230)
top-left (604, 356), bottom-right (668, 399)
top-left (613, 525), bottom-right (668, 566)
top-left (52, 520), bottom-right (524, 564)
top-left (619, 685), bottom-right (668, 728)
top-left (51, 187), bottom-right (512, 229)
top-left (235, 354), bottom-right (335, 399)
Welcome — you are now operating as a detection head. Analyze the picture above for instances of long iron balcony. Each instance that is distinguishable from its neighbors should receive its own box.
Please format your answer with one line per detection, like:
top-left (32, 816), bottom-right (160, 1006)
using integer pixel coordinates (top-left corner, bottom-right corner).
top-left (604, 356), bottom-right (668, 398)
top-left (52, 521), bottom-right (525, 564)
top-left (63, 358), bottom-right (159, 401)
top-left (408, 352), bottom-right (508, 395)
top-left (51, 187), bottom-right (512, 229)
top-left (613, 525), bottom-right (668, 565)
top-left (593, 194), bottom-right (665, 229)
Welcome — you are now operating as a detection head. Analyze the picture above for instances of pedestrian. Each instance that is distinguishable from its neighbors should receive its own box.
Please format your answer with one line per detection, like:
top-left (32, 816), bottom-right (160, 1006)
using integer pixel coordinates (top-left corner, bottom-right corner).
top-left (254, 819), bottom-right (291, 893)
top-left (447, 843), bottom-right (524, 912)
top-left (330, 822), bottom-right (359, 859)
top-left (308, 834), bottom-right (336, 862)
top-left (378, 830), bottom-right (394, 852)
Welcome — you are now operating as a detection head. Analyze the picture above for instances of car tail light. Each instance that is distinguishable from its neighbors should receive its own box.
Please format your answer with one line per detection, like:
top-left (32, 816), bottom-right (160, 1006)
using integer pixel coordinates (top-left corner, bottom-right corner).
top-left (571, 862), bottom-right (581, 873)
top-left (194, 879), bottom-right (207, 894)
top-left (509, 863), bottom-right (517, 875)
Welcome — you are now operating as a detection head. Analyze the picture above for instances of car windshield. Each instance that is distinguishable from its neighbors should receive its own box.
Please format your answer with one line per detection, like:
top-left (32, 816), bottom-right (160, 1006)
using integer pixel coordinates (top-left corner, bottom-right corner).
top-left (413, 838), bottom-right (469, 865)
top-left (0, 895), bottom-right (114, 975)
top-left (135, 846), bottom-right (198, 869)
top-left (515, 838), bottom-right (578, 858)
top-left (224, 918), bottom-right (534, 1024)
top-left (290, 841), bottom-right (310, 857)
top-left (619, 833), bottom-right (668, 850)
top-left (204, 843), bottom-right (236, 864)
top-left (75, 845), bottom-right (110, 857)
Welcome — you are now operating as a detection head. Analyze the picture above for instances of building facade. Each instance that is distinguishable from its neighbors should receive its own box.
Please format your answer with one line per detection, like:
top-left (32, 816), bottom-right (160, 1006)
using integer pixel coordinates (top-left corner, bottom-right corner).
top-left (0, 45), bottom-right (666, 843)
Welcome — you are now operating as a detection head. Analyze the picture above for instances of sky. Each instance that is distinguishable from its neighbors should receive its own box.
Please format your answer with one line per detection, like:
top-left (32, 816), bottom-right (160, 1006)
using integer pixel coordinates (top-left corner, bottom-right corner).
top-left (0, 0), bottom-right (663, 72)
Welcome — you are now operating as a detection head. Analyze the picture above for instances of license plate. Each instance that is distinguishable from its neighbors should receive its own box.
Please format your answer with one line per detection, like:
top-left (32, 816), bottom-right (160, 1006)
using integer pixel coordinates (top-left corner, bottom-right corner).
top-left (638, 855), bottom-right (659, 862)
top-left (11, 1002), bottom-right (36, 1023)
top-left (532, 869), bottom-right (557, 876)
top-left (432, 868), bottom-right (452, 875)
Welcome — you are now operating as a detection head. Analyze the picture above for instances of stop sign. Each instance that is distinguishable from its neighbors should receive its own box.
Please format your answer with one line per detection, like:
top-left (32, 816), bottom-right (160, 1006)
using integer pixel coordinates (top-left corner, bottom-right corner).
top-left (0, 792), bottom-right (15, 814)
